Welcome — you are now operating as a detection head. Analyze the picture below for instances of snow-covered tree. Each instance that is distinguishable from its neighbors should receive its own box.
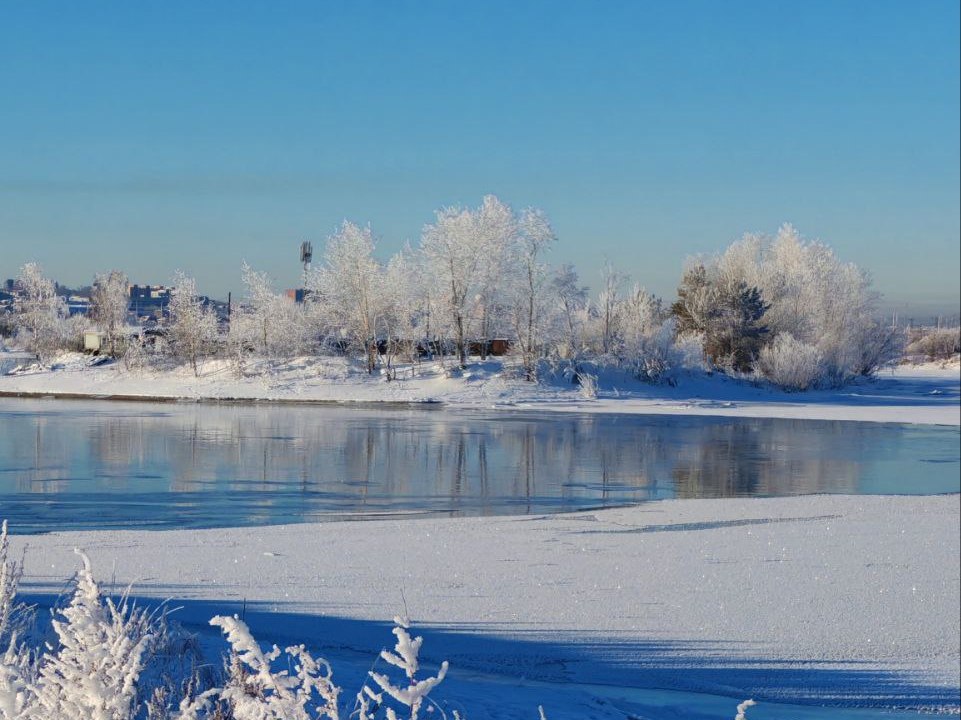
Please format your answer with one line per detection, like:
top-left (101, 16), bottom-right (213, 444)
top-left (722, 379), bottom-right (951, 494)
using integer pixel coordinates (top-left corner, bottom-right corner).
top-left (12, 263), bottom-right (67, 363)
top-left (616, 286), bottom-right (679, 382)
top-left (703, 280), bottom-right (769, 372)
top-left (508, 208), bottom-right (556, 380)
top-left (597, 262), bottom-right (627, 355)
top-left (311, 221), bottom-right (385, 373)
top-left (381, 248), bottom-right (422, 375)
top-left (549, 264), bottom-right (589, 361)
top-left (231, 263), bottom-right (308, 368)
top-left (421, 197), bottom-right (513, 368)
top-left (90, 270), bottom-right (130, 358)
top-left (165, 271), bottom-right (220, 376)
top-left (682, 225), bottom-right (902, 385)
top-left (472, 196), bottom-right (517, 360)
top-left (670, 262), bottom-right (713, 338)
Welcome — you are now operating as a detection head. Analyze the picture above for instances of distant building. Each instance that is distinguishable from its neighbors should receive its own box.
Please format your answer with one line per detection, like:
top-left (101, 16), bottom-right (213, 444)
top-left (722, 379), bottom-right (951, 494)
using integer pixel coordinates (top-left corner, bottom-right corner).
top-left (129, 284), bottom-right (173, 319)
top-left (66, 296), bottom-right (91, 316)
top-left (285, 288), bottom-right (311, 303)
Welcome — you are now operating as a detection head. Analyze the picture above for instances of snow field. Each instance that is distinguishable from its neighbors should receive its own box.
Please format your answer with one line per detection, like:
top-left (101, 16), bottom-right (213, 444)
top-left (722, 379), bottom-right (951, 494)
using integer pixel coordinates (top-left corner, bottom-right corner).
top-left (9, 494), bottom-right (960, 715)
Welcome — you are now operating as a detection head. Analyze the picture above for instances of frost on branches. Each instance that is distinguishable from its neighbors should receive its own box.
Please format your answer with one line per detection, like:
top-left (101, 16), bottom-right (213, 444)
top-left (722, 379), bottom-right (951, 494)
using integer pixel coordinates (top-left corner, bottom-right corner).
top-left (12, 263), bottom-right (67, 364)
top-left (90, 270), bottom-right (131, 359)
top-left (175, 615), bottom-right (340, 720)
top-left (359, 616), bottom-right (448, 720)
top-left (165, 271), bottom-right (220, 377)
top-left (25, 551), bottom-right (154, 720)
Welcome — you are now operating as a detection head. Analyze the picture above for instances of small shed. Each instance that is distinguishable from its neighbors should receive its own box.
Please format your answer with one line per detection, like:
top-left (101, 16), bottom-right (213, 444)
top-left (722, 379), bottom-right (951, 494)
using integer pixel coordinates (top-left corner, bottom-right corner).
top-left (83, 330), bottom-right (106, 353)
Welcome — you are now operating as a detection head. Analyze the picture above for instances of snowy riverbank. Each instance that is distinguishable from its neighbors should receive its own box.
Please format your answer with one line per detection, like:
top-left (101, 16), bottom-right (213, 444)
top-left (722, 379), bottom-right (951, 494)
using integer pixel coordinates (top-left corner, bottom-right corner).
top-left (10, 494), bottom-right (960, 717)
top-left (1, 352), bottom-right (958, 426)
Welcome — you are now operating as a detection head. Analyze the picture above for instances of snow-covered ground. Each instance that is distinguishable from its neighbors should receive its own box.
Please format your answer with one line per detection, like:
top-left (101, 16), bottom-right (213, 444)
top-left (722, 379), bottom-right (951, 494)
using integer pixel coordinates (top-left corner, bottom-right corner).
top-left (11, 494), bottom-right (960, 718)
top-left (1, 352), bottom-right (958, 426)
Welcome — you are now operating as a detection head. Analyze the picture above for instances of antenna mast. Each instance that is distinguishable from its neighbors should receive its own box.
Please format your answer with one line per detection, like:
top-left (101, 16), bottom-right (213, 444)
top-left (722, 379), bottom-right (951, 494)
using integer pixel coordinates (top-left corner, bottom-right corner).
top-left (299, 240), bottom-right (313, 292)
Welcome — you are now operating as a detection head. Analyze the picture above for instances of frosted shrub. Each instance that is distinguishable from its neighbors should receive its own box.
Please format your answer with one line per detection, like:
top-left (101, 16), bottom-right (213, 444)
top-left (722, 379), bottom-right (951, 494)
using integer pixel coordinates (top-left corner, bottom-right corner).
top-left (756, 333), bottom-right (823, 391)
top-left (674, 332), bottom-right (707, 371)
top-left (176, 615), bottom-right (340, 720)
top-left (0, 521), bottom-right (33, 720)
top-left (27, 551), bottom-right (155, 720)
top-left (359, 616), bottom-right (448, 720)
top-left (906, 327), bottom-right (960, 361)
top-left (575, 372), bottom-right (598, 399)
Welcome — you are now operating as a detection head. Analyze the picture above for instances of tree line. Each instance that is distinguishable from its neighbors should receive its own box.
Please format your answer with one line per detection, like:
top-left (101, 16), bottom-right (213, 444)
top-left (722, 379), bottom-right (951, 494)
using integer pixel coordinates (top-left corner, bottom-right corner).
top-left (5, 197), bottom-right (905, 390)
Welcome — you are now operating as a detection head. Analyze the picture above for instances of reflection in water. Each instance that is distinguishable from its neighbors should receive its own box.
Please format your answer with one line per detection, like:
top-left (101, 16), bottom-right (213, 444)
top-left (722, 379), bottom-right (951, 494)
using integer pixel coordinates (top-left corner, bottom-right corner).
top-left (0, 399), bottom-right (957, 533)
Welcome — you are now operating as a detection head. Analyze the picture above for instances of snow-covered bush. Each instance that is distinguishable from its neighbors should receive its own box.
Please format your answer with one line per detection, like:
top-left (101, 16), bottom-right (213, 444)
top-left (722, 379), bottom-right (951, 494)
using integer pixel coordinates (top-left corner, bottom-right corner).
top-left (756, 333), bottom-right (823, 391)
top-left (575, 372), bottom-right (598, 399)
top-left (673, 332), bottom-right (708, 371)
top-left (175, 615), bottom-right (340, 720)
top-left (906, 326), bottom-right (960, 361)
top-left (27, 551), bottom-right (156, 720)
top-left (358, 616), bottom-right (448, 720)
top-left (0, 521), bottom-right (33, 720)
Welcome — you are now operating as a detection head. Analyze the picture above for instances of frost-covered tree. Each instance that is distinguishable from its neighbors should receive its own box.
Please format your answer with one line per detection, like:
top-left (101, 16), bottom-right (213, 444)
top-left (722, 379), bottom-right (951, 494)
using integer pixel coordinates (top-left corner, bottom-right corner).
top-left (509, 207), bottom-right (556, 380)
top-left (704, 280), bottom-right (769, 372)
top-left (549, 264), bottom-right (589, 361)
top-left (421, 197), bottom-right (512, 367)
top-left (670, 263), bottom-right (713, 338)
top-left (13, 263), bottom-right (67, 363)
top-left (597, 262), bottom-right (627, 355)
top-left (616, 286), bottom-right (679, 382)
top-left (165, 271), bottom-right (220, 376)
top-left (685, 225), bottom-right (902, 385)
top-left (381, 247), bottom-right (422, 374)
top-left (311, 221), bottom-right (385, 374)
top-left (90, 270), bottom-right (130, 358)
top-left (472, 196), bottom-right (517, 360)
top-left (231, 263), bottom-right (308, 367)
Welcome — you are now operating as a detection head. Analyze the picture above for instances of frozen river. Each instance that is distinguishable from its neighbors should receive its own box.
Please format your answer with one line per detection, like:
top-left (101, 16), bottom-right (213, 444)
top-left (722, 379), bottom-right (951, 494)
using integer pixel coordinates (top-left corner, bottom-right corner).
top-left (1, 397), bottom-right (957, 533)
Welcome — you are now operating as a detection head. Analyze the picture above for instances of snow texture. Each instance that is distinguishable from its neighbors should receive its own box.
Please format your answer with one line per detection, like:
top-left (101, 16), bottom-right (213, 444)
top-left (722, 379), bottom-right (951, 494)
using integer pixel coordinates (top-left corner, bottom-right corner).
top-left (0, 351), bottom-right (957, 426)
top-left (8, 494), bottom-right (959, 717)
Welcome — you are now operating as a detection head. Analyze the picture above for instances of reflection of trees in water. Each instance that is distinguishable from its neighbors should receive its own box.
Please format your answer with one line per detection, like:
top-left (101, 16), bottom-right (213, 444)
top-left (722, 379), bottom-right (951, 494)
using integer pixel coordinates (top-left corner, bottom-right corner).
top-left (2, 404), bottom-right (886, 521)
top-left (671, 419), bottom-right (861, 498)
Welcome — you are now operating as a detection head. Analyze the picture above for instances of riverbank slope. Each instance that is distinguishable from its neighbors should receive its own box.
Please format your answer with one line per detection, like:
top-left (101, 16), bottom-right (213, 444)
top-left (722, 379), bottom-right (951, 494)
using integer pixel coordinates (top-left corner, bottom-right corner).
top-left (1, 352), bottom-right (958, 425)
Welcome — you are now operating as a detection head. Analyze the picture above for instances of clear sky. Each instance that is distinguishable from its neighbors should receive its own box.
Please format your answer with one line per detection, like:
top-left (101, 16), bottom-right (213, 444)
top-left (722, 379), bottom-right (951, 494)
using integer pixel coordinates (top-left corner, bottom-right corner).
top-left (1, 1), bottom-right (958, 316)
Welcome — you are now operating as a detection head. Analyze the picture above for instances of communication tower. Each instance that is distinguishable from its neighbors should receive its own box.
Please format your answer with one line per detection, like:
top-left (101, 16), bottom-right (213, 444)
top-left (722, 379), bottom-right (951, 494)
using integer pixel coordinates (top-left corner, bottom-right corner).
top-left (299, 240), bottom-right (313, 290)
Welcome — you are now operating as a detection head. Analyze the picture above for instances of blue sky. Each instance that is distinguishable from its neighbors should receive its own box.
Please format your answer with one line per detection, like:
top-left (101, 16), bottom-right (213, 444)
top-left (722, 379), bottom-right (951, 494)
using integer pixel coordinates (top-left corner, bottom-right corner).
top-left (1, 1), bottom-right (958, 315)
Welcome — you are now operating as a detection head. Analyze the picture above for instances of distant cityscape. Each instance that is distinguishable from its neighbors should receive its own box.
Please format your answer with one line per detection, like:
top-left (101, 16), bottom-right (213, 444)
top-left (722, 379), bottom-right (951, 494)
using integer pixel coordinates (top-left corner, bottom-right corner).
top-left (1, 275), bottom-right (956, 331)
top-left (0, 277), bottom-right (314, 325)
